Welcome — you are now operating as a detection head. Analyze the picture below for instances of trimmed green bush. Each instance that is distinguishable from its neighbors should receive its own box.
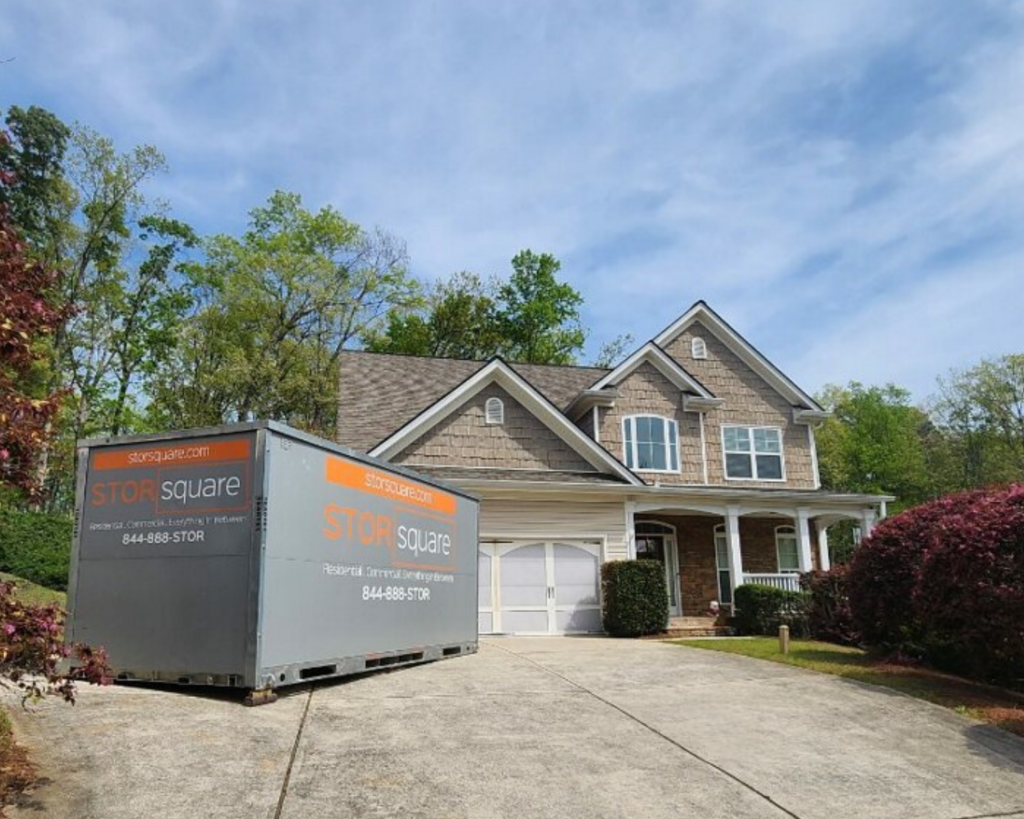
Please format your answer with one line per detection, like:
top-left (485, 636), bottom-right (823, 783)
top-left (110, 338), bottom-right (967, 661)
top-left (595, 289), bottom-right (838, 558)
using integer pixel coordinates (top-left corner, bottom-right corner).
top-left (0, 508), bottom-right (72, 591)
top-left (601, 559), bottom-right (668, 637)
top-left (733, 583), bottom-right (809, 637)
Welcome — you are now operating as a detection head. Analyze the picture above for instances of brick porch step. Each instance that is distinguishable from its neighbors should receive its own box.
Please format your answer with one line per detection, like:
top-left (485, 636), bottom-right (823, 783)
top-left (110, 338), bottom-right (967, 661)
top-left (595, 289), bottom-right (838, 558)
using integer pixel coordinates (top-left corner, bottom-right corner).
top-left (650, 616), bottom-right (734, 639)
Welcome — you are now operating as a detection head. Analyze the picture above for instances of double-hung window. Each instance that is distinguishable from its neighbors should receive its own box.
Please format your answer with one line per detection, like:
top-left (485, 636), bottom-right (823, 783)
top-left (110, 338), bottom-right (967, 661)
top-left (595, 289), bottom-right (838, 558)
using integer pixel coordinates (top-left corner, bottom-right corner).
top-left (622, 415), bottom-right (679, 472)
top-left (776, 526), bottom-right (800, 573)
top-left (722, 425), bottom-right (783, 480)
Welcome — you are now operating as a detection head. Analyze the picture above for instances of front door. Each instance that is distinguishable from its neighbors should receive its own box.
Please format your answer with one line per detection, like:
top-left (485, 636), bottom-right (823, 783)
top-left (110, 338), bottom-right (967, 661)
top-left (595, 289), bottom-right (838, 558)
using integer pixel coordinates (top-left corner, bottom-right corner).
top-left (635, 527), bottom-right (682, 616)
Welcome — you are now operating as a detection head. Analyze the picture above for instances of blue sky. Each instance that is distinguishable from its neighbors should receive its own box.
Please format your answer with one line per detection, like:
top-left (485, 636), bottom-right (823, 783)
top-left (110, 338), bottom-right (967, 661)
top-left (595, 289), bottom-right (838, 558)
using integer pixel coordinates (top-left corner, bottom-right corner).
top-left (4, 1), bottom-right (1024, 401)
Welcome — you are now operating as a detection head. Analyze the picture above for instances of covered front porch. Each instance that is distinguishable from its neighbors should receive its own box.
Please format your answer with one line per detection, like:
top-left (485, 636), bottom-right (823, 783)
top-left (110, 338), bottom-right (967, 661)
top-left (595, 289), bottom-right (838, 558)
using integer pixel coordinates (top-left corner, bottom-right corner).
top-left (627, 496), bottom-right (883, 616)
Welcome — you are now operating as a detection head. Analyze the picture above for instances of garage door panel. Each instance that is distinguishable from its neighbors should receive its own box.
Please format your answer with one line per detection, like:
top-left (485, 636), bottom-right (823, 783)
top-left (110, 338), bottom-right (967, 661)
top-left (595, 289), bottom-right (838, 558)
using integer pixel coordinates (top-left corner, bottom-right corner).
top-left (556, 608), bottom-right (602, 633)
top-left (478, 551), bottom-right (492, 607)
top-left (552, 543), bottom-right (599, 606)
top-left (502, 610), bottom-right (550, 633)
top-left (499, 543), bottom-right (547, 607)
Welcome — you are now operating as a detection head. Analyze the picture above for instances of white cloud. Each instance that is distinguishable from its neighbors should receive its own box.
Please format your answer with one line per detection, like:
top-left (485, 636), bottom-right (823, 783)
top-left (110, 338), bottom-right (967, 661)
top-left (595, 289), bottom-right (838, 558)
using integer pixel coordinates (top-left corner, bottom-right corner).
top-left (3, 1), bottom-right (1024, 400)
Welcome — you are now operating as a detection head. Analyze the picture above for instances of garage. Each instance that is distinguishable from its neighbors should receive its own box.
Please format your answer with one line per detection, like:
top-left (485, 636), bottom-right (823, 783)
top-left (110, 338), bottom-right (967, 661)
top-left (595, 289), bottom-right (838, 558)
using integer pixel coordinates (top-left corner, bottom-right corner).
top-left (478, 540), bottom-right (602, 634)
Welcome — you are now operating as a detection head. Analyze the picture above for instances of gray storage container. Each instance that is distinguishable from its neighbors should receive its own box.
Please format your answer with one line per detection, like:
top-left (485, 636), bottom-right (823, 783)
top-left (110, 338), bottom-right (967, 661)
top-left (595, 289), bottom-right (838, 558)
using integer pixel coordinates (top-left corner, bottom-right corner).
top-left (67, 421), bottom-right (478, 702)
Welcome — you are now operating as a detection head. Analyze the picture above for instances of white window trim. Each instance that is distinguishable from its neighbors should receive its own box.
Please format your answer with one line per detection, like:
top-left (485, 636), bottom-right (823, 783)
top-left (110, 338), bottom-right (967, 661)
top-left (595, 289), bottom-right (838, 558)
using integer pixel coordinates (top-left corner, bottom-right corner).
top-left (484, 396), bottom-right (504, 425)
top-left (622, 414), bottom-right (681, 474)
top-left (713, 523), bottom-right (732, 605)
top-left (691, 337), bottom-right (707, 359)
top-left (721, 424), bottom-right (786, 482)
top-left (775, 525), bottom-right (800, 573)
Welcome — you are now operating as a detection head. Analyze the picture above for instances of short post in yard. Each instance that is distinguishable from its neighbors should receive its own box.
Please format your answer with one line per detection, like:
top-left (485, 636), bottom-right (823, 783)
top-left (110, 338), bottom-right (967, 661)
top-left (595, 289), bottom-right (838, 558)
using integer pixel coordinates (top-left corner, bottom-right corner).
top-left (778, 625), bottom-right (790, 655)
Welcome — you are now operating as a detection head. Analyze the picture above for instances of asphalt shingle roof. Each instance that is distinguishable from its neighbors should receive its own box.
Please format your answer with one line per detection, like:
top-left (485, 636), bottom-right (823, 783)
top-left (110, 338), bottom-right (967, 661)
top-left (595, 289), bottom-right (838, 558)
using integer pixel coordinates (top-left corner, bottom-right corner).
top-left (336, 350), bottom-right (609, 452)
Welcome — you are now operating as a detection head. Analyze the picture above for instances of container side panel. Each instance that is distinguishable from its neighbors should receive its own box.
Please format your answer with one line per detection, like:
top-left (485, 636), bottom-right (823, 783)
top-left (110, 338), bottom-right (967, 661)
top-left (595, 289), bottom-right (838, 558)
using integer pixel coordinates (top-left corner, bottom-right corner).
top-left (261, 435), bottom-right (478, 668)
top-left (73, 557), bottom-right (250, 673)
top-left (73, 433), bottom-right (257, 677)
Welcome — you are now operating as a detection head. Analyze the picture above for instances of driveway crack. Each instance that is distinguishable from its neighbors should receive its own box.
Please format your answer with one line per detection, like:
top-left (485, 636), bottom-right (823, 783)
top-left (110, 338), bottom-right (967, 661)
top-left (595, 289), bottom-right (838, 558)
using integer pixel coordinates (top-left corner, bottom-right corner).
top-left (273, 685), bottom-right (315, 819)
top-left (487, 641), bottom-right (804, 819)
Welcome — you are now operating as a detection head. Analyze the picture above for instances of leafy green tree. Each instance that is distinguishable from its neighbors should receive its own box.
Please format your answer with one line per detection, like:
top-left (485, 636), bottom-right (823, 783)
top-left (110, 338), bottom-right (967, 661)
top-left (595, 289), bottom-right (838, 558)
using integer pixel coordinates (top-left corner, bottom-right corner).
top-left (152, 191), bottom-right (417, 435)
top-left (0, 105), bottom-right (73, 260)
top-left (933, 354), bottom-right (1024, 487)
top-left (496, 250), bottom-right (585, 364)
top-left (363, 251), bottom-right (586, 365)
top-left (815, 382), bottom-right (933, 507)
top-left (364, 272), bottom-right (501, 359)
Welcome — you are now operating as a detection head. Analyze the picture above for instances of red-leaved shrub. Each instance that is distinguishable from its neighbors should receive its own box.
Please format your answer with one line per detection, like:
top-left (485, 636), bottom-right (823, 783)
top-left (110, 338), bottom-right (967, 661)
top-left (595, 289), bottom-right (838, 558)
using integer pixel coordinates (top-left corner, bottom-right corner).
top-left (914, 486), bottom-right (1024, 683)
top-left (800, 566), bottom-right (857, 645)
top-left (846, 489), bottom-right (987, 647)
top-left (847, 485), bottom-right (1024, 687)
top-left (0, 580), bottom-right (112, 703)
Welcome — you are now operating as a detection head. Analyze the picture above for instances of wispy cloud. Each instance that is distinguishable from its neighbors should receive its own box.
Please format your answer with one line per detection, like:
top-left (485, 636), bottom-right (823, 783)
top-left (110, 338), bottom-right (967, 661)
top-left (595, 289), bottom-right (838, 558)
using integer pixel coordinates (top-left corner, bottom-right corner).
top-left (3, 1), bottom-right (1024, 399)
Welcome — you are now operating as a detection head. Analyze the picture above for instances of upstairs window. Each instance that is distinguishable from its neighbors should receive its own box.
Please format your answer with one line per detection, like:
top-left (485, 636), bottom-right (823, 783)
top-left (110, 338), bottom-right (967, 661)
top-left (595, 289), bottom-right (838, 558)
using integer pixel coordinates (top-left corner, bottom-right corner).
top-left (485, 397), bottom-right (504, 425)
top-left (723, 425), bottom-right (783, 480)
top-left (691, 337), bottom-right (707, 359)
top-left (623, 415), bottom-right (679, 472)
top-left (776, 525), bottom-right (800, 573)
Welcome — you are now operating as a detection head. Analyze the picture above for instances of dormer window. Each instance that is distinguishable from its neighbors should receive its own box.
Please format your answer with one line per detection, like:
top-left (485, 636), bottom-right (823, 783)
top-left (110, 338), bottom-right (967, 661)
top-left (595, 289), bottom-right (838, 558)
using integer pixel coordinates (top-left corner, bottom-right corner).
top-left (485, 397), bottom-right (505, 425)
top-left (691, 337), bottom-right (707, 359)
top-left (622, 415), bottom-right (679, 472)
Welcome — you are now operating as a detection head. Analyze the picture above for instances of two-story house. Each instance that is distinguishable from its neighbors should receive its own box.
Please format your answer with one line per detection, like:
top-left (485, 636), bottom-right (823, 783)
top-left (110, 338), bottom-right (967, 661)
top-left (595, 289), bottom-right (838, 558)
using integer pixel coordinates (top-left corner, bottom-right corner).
top-left (337, 301), bottom-right (890, 635)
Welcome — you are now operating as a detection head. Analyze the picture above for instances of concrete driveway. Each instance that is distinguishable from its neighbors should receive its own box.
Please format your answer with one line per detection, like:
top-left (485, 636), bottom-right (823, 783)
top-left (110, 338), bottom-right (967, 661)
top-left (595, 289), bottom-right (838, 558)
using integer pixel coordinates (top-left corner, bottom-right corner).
top-left (6, 637), bottom-right (1024, 819)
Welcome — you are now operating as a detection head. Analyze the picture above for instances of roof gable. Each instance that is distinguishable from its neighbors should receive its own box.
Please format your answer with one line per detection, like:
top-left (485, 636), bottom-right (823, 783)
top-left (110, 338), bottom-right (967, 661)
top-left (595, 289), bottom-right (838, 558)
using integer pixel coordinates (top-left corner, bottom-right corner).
top-left (369, 359), bottom-right (642, 485)
top-left (590, 342), bottom-right (715, 398)
top-left (653, 301), bottom-right (823, 411)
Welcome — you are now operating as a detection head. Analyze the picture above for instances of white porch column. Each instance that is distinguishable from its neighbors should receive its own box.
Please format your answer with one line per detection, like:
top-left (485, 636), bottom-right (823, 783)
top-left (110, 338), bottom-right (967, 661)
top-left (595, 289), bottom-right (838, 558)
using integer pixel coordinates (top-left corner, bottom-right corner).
top-left (725, 505), bottom-right (744, 613)
top-left (795, 507), bottom-right (814, 572)
top-left (860, 508), bottom-right (877, 542)
top-left (625, 501), bottom-right (637, 559)
top-left (816, 522), bottom-right (831, 572)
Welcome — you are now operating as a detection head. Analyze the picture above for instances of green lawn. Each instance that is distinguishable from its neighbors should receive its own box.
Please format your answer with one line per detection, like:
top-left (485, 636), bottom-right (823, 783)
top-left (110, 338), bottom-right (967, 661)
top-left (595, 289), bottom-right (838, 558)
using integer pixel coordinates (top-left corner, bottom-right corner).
top-left (674, 637), bottom-right (1024, 737)
top-left (0, 572), bottom-right (67, 608)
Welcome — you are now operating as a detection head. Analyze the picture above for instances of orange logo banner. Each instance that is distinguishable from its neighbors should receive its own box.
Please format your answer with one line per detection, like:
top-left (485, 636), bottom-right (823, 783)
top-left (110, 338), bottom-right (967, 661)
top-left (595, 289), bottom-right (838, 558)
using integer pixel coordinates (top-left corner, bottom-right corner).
top-left (325, 457), bottom-right (456, 516)
top-left (92, 439), bottom-right (251, 471)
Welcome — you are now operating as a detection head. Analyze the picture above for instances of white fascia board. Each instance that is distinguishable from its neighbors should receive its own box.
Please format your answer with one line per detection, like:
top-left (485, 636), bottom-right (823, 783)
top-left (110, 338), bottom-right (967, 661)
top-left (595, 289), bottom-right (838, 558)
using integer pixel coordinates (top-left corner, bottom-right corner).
top-left (653, 302), bottom-right (824, 411)
top-left (591, 342), bottom-right (714, 398)
top-left (369, 359), bottom-right (643, 486)
top-left (793, 408), bottom-right (832, 425)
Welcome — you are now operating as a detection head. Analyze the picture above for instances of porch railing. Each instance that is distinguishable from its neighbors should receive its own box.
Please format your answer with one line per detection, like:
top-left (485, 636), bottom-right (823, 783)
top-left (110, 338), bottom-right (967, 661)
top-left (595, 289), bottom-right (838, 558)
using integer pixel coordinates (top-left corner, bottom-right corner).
top-left (741, 573), bottom-right (802, 593)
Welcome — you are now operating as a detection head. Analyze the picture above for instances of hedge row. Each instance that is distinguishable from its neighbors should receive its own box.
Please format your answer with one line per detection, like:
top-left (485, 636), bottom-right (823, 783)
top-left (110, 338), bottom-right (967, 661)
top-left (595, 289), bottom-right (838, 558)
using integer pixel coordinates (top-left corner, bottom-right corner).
top-left (0, 508), bottom-right (73, 591)
top-left (847, 485), bottom-right (1024, 686)
top-left (601, 559), bottom-right (668, 637)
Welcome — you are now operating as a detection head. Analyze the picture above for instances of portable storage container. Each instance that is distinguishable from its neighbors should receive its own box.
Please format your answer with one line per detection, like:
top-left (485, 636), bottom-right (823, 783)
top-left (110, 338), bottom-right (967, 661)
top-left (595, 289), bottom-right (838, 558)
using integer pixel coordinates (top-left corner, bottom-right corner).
top-left (67, 421), bottom-right (479, 702)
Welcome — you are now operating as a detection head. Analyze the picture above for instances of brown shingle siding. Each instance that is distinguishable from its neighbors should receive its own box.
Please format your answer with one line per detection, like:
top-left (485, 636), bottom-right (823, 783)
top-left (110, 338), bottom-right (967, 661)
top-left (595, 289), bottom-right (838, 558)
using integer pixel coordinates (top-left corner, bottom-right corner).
top-left (392, 384), bottom-right (597, 472)
top-left (661, 322), bottom-right (817, 489)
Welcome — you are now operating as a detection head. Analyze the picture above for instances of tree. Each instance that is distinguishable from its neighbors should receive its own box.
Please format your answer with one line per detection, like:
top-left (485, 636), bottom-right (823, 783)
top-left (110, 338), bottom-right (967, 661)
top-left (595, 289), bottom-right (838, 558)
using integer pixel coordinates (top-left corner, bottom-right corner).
top-left (152, 191), bottom-right (418, 435)
top-left (364, 272), bottom-right (502, 359)
top-left (933, 355), bottom-right (1024, 488)
top-left (495, 250), bottom-right (585, 364)
top-left (0, 133), bottom-right (71, 499)
top-left (593, 333), bottom-right (634, 368)
top-left (0, 105), bottom-right (73, 261)
top-left (815, 382), bottom-right (933, 507)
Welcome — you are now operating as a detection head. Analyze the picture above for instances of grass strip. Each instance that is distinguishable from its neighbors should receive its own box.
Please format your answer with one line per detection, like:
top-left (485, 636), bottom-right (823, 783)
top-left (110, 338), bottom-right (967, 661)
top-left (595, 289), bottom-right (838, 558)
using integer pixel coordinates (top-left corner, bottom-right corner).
top-left (674, 638), bottom-right (1024, 738)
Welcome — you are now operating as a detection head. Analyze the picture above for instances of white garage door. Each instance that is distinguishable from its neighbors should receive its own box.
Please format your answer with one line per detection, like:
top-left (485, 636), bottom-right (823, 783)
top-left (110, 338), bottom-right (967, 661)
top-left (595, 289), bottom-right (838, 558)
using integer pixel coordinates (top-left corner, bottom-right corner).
top-left (478, 541), bottom-right (602, 635)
